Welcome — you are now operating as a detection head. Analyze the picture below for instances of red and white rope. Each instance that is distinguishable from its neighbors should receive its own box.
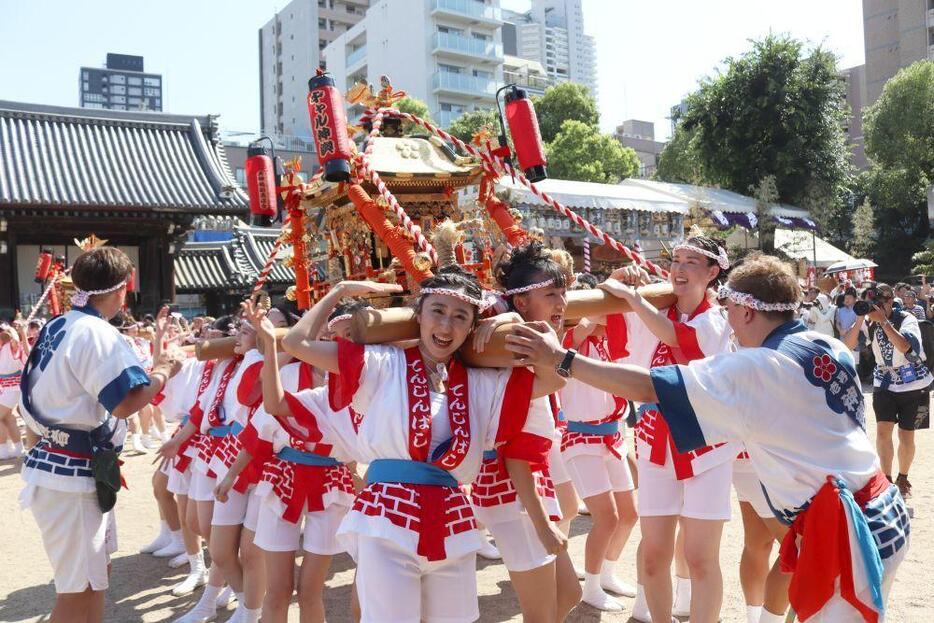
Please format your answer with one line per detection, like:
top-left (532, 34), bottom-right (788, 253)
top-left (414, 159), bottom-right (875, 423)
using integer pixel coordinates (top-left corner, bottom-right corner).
top-left (583, 238), bottom-right (591, 273)
top-left (380, 108), bottom-right (668, 279)
top-left (27, 269), bottom-right (70, 323)
top-left (355, 108), bottom-right (438, 265)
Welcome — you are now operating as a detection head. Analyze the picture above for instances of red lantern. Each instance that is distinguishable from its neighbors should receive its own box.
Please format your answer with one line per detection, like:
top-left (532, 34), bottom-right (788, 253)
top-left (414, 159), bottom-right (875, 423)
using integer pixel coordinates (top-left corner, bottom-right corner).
top-left (126, 269), bottom-right (136, 293)
top-left (35, 249), bottom-right (53, 283)
top-left (307, 70), bottom-right (352, 182)
top-left (245, 142), bottom-right (278, 218)
top-left (505, 87), bottom-right (547, 182)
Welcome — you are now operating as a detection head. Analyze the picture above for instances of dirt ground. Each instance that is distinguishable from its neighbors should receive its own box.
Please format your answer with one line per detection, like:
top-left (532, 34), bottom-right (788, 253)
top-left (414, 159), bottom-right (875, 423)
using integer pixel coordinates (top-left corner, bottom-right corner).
top-left (0, 393), bottom-right (930, 622)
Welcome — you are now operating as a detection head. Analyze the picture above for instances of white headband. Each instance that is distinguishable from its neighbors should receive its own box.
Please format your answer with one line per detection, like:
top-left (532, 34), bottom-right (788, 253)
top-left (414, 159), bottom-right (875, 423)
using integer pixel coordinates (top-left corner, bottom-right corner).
top-left (503, 278), bottom-right (555, 297)
top-left (673, 243), bottom-right (730, 270)
top-left (72, 279), bottom-right (129, 307)
top-left (326, 314), bottom-right (353, 331)
top-left (420, 287), bottom-right (491, 311)
top-left (717, 285), bottom-right (799, 312)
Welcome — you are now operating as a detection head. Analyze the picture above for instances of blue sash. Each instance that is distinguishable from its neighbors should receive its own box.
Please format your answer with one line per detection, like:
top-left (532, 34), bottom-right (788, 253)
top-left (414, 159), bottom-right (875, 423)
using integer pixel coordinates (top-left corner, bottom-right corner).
top-left (482, 449), bottom-right (498, 461)
top-left (567, 420), bottom-right (620, 436)
top-left (367, 459), bottom-right (458, 487)
top-left (208, 422), bottom-right (244, 438)
top-left (277, 447), bottom-right (341, 467)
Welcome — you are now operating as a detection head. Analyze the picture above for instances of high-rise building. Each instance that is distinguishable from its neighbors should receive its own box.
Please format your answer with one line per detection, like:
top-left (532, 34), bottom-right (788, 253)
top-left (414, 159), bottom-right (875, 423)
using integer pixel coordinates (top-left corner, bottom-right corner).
top-left (614, 120), bottom-right (665, 178)
top-left (79, 53), bottom-right (162, 112)
top-left (840, 64), bottom-right (868, 169)
top-left (862, 0), bottom-right (934, 104)
top-left (258, 0), bottom-right (370, 141)
top-left (323, 0), bottom-right (504, 128)
top-left (503, 0), bottom-right (597, 101)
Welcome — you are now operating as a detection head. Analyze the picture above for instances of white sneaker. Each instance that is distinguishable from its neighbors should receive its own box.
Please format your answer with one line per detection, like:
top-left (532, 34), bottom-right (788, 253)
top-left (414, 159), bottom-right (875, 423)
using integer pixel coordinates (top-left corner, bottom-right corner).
top-left (172, 568), bottom-right (209, 596)
top-left (582, 588), bottom-right (622, 611)
top-left (216, 586), bottom-right (235, 609)
top-left (601, 573), bottom-right (636, 598)
top-left (172, 601), bottom-right (217, 623)
top-left (168, 552), bottom-right (190, 568)
top-left (142, 434), bottom-right (161, 450)
top-left (672, 576), bottom-right (691, 617)
top-left (478, 538), bottom-right (501, 560)
top-left (154, 539), bottom-right (186, 558)
top-left (131, 433), bottom-right (148, 454)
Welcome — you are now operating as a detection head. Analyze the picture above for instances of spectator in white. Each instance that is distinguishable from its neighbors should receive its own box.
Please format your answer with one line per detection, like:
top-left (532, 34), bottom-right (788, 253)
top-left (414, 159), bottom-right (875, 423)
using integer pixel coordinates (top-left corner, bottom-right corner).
top-left (843, 283), bottom-right (931, 500)
top-left (902, 289), bottom-right (926, 321)
top-left (835, 287), bottom-right (860, 364)
top-left (802, 287), bottom-right (836, 336)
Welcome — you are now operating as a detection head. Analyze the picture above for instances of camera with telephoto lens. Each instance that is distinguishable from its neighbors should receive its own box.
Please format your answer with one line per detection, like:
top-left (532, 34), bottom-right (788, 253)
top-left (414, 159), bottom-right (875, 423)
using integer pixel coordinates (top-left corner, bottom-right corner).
top-left (854, 287), bottom-right (880, 316)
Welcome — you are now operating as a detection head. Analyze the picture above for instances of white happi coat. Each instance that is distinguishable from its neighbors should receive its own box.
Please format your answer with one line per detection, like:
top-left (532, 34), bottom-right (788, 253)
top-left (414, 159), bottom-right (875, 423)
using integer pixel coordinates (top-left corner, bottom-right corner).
top-left (334, 342), bottom-right (552, 561)
top-left (208, 349), bottom-right (265, 481)
top-left (19, 308), bottom-right (148, 495)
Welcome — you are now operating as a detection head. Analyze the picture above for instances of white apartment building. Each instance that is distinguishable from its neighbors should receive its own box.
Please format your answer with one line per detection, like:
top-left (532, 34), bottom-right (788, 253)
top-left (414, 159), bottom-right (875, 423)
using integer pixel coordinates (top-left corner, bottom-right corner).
top-left (258, 0), bottom-right (370, 141)
top-left (323, 0), bottom-right (504, 128)
top-left (504, 0), bottom-right (597, 101)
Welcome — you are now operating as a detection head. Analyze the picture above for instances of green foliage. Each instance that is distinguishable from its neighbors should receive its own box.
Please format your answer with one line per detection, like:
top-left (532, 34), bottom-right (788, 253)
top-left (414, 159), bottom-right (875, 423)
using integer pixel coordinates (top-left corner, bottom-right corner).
top-left (395, 97), bottom-right (433, 136)
top-left (680, 34), bottom-right (851, 217)
top-left (850, 197), bottom-right (875, 259)
top-left (749, 176), bottom-right (779, 252)
top-left (912, 239), bottom-right (934, 277)
top-left (546, 120), bottom-right (640, 184)
top-left (532, 82), bottom-right (599, 144)
top-left (447, 108), bottom-right (500, 147)
top-left (655, 124), bottom-right (706, 184)
top-left (864, 61), bottom-right (934, 175)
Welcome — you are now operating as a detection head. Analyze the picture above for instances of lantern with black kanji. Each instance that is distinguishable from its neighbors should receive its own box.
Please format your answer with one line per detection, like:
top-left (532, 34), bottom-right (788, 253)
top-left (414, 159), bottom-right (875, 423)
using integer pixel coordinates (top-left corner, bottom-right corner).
top-left (505, 86), bottom-right (547, 182)
top-left (307, 71), bottom-right (352, 182)
top-left (245, 139), bottom-right (278, 219)
top-left (35, 249), bottom-right (53, 283)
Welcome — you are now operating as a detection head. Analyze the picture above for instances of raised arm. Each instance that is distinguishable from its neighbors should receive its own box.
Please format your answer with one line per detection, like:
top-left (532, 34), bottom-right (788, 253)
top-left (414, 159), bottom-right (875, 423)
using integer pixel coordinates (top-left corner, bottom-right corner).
top-left (242, 300), bottom-right (289, 416)
top-left (600, 273), bottom-right (678, 347)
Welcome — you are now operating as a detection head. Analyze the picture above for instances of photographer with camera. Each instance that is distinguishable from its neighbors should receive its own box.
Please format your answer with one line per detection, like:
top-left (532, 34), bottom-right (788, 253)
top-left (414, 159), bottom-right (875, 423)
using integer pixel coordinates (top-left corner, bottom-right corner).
top-left (843, 283), bottom-right (931, 500)
top-left (799, 286), bottom-right (835, 336)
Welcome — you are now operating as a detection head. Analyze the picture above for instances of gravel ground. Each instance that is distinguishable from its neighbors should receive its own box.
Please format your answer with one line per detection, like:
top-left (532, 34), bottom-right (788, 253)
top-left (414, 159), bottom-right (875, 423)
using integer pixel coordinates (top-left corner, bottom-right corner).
top-left (0, 393), bottom-right (929, 622)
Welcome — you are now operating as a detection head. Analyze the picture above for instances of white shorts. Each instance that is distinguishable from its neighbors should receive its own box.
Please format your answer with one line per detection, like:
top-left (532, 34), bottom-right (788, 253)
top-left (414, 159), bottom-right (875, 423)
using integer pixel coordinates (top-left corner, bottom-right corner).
top-left (188, 471), bottom-right (216, 502)
top-left (167, 465), bottom-right (192, 496)
top-left (564, 453), bottom-right (635, 500)
top-left (28, 486), bottom-right (113, 593)
top-left (212, 488), bottom-right (262, 530)
top-left (0, 386), bottom-right (20, 409)
top-left (548, 441), bottom-right (572, 486)
top-left (254, 501), bottom-right (348, 555)
top-left (637, 457), bottom-right (733, 521)
top-left (486, 512), bottom-right (555, 572)
top-left (732, 465), bottom-right (773, 519)
top-left (356, 535), bottom-right (479, 623)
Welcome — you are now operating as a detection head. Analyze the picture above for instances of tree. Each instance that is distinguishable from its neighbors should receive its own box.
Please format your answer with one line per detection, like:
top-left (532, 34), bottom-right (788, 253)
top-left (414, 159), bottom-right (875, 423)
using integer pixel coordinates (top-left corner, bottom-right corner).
top-left (533, 82), bottom-right (599, 144)
top-left (749, 175), bottom-right (779, 252)
top-left (680, 35), bottom-right (851, 222)
top-left (546, 120), bottom-right (640, 183)
top-left (850, 197), bottom-right (876, 259)
top-left (655, 124), bottom-right (706, 184)
top-left (447, 108), bottom-right (500, 146)
top-left (394, 96), bottom-right (433, 136)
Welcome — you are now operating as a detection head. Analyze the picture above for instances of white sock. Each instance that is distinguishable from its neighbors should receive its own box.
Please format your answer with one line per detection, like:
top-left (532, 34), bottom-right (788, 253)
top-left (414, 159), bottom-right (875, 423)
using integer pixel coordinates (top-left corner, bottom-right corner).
top-left (12, 442), bottom-right (23, 453)
top-left (759, 609), bottom-right (786, 623)
top-left (632, 583), bottom-right (650, 621)
top-left (170, 529), bottom-right (183, 543)
top-left (198, 583), bottom-right (222, 610)
top-left (188, 551), bottom-right (205, 571)
top-left (235, 592), bottom-right (244, 605)
top-left (746, 604), bottom-right (763, 623)
top-left (672, 575), bottom-right (691, 614)
top-left (241, 607), bottom-right (262, 623)
top-left (157, 520), bottom-right (171, 538)
top-left (583, 572), bottom-right (602, 596)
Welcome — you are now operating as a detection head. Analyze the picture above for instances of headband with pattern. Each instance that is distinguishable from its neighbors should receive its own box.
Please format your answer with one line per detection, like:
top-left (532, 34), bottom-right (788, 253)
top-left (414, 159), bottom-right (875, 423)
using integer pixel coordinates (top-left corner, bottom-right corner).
top-left (673, 243), bottom-right (730, 270)
top-left (717, 285), bottom-right (799, 312)
top-left (72, 279), bottom-right (130, 308)
top-left (326, 313), bottom-right (353, 331)
top-left (503, 278), bottom-right (556, 297)
top-left (420, 287), bottom-right (491, 311)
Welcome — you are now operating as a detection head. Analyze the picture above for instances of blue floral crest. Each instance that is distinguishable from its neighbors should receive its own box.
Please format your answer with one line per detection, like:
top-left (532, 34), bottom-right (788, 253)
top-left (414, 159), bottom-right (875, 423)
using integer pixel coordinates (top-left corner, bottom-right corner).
top-left (35, 317), bottom-right (67, 371)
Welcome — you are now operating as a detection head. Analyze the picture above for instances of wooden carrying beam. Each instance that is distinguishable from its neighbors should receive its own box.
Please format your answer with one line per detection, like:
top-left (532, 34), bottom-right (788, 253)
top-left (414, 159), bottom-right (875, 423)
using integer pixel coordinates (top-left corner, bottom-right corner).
top-left (194, 327), bottom-right (290, 361)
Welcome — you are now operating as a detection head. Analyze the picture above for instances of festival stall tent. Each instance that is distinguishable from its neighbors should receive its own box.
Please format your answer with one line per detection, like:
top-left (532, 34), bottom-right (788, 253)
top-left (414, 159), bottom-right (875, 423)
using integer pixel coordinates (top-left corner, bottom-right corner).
top-left (494, 176), bottom-right (689, 272)
top-left (0, 101), bottom-right (248, 314)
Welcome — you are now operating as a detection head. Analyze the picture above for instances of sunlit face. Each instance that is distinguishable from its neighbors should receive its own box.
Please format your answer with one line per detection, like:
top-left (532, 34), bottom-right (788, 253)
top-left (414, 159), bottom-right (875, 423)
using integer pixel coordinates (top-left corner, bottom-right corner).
top-left (330, 318), bottom-right (353, 341)
top-left (844, 294), bottom-right (856, 308)
top-left (417, 292), bottom-right (476, 362)
top-left (27, 326), bottom-right (40, 340)
top-left (513, 281), bottom-right (568, 330)
top-left (724, 300), bottom-right (756, 347)
top-left (669, 249), bottom-right (719, 298)
top-left (266, 308), bottom-right (288, 329)
top-left (234, 325), bottom-right (257, 354)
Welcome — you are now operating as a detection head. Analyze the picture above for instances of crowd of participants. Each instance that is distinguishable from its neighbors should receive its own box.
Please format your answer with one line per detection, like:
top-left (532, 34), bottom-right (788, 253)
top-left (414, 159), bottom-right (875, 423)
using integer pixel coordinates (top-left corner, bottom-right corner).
top-left (0, 240), bottom-right (917, 623)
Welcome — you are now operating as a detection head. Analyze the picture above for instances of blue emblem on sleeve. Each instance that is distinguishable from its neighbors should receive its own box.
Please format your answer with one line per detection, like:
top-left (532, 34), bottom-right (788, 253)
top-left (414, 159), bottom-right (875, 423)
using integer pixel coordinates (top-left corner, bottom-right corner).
top-left (35, 317), bottom-right (67, 371)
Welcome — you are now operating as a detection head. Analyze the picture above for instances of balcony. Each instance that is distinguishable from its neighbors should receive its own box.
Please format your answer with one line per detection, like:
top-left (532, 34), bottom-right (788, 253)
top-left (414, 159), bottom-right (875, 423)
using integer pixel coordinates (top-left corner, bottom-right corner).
top-left (431, 0), bottom-right (502, 25)
top-left (346, 44), bottom-right (367, 68)
top-left (434, 109), bottom-right (467, 128)
top-left (432, 71), bottom-right (497, 98)
top-left (432, 31), bottom-right (501, 62)
top-left (503, 70), bottom-right (553, 95)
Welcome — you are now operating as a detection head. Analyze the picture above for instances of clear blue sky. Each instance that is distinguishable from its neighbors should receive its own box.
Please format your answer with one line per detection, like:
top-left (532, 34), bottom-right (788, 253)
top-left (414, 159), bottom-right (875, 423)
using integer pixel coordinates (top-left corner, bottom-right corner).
top-left (0, 0), bottom-right (864, 141)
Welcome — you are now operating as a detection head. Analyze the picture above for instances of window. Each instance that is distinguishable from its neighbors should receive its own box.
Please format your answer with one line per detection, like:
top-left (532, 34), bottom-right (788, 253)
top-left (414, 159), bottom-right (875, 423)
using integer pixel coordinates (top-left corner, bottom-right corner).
top-left (318, 18), bottom-right (326, 28)
top-left (144, 87), bottom-right (159, 96)
top-left (82, 71), bottom-right (88, 80)
top-left (128, 76), bottom-right (142, 86)
top-left (128, 97), bottom-right (141, 105)
top-left (437, 25), bottom-right (463, 35)
top-left (111, 104), bottom-right (126, 110)
top-left (128, 87), bottom-right (141, 96)
top-left (440, 102), bottom-right (466, 113)
top-left (154, 99), bottom-right (161, 108)
top-left (473, 69), bottom-right (493, 79)
top-left (84, 93), bottom-right (104, 102)
top-left (82, 81), bottom-right (89, 91)
top-left (143, 77), bottom-right (160, 87)
top-left (439, 63), bottom-right (462, 74)
top-left (235, 168), bottom-right (246, 185)
top-left (472, 32), bottom-right (490, 41)
top-left (109, 74), bottom-right (126, 84)
top-left (110, 95), bottom-right (126, 104)
top-left (110, 85), bottom-right (126, 95)
top-left (84, 102), bottom-right (104, 109)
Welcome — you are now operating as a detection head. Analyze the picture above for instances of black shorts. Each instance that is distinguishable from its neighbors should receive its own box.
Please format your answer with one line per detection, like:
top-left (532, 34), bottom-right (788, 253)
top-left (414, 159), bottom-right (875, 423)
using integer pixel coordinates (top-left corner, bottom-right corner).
top-left (873, 388), bottom-right (930, 431)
